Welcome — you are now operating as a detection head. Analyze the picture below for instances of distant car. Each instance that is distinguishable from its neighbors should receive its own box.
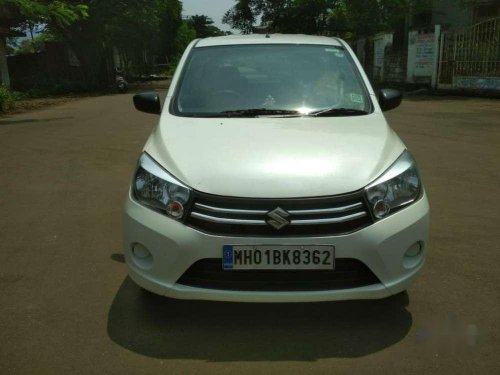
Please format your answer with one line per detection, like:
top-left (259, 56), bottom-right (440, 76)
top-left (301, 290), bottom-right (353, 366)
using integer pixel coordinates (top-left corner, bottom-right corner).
top-left (125, 34), bottom-right (429, 302)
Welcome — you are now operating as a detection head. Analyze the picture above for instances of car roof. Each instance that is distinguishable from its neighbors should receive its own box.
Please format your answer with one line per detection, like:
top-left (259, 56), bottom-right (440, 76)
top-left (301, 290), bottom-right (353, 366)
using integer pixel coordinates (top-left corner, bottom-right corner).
top-left (196, 34), bottom-right (343, 48)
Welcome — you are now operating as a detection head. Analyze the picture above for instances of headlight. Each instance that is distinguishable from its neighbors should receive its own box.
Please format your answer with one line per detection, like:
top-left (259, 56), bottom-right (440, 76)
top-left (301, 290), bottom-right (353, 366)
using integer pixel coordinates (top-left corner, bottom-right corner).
top-left (365, 150), bottom-right (421, 219)
top-left (133, 153), bottom-right (191, 220)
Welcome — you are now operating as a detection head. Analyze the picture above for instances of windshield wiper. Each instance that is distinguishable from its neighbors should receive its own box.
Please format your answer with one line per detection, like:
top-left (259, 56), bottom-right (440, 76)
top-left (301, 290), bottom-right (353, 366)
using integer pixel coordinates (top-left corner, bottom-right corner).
top-left (308, 107), bottom-right (369, 117)
top-left (219, 108), bottom-right (301, 117)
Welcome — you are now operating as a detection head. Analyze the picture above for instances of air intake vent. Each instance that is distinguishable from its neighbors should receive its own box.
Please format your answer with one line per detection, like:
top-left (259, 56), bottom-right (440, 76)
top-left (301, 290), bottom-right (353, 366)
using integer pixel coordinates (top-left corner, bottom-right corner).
top-left (177, 258), bottom-right (380, 291)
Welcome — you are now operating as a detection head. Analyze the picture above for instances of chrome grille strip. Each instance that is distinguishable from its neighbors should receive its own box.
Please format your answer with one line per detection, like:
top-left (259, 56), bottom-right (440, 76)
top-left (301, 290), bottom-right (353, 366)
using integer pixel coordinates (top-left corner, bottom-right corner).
top-left (194, 202), bottom-right (364, 215)
top-left (188, 192), bottom-right (372, 235)
top-left (288, 202), bottom-right (363, 215)
top-left (193, 203), bottom-right (268, 215)
top-left (190, 212), bottom-right (267, 225)
top-left (290, 211), bottom-right (367, 225)
top-left (190, 211), bottom-right (368, 226)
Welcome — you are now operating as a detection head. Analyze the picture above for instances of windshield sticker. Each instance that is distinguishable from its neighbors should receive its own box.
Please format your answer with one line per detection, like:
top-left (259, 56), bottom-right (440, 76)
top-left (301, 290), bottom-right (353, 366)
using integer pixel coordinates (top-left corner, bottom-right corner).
top-left (263, 95), bottom-right (276, 107)
top-left (350, 93), bottom-right (364, 104)
top-left (325, 48), bottom-right (344, 57)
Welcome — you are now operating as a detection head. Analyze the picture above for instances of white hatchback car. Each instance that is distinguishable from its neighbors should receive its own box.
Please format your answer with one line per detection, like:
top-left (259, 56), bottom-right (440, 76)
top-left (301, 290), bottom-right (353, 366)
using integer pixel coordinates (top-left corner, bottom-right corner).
top-left (125, 34), bottom-right (429, 303)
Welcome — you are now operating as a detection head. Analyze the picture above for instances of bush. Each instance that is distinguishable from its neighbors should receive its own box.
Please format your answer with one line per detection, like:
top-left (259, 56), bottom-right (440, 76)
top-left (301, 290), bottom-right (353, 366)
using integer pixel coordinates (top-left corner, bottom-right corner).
top-left (0, 86), bottom-right (15, 113)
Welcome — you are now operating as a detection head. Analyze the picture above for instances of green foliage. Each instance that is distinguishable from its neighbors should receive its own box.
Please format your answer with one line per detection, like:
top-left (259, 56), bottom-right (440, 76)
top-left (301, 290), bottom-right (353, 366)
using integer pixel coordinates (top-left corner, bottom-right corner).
top-left (333, 0), bottom-right (382, 37)
top-left (224, 0), bottom-right (341, 34)
top-left (223, 0), bottom-right (259, 34)
top-left (0, 86), bottom-right (13, 112)
top-left (47, 0), bottom-right (187, 84)
top-left (158, 0), bottom-right (184, 61)
top-left (106, 0), bottom-right (167, 72)
top-left (1, 0), bottom-right (88, 27)
top-left (12, 38), bottom-right (40, 54)
top-left (266, 0), bottom-right (340, 34)
top-left (2, 0), bottom-right (207, 91)
top-left (0, 85), bottom-right (17, 112)
top-left (223, 0), bottom-right (433, 37)
top-left (187, 15), bottom-right (226, 38)
top-left (10, 32), bottom-right (57, 54)
top-left (174, 22), bottom-right (197, 57)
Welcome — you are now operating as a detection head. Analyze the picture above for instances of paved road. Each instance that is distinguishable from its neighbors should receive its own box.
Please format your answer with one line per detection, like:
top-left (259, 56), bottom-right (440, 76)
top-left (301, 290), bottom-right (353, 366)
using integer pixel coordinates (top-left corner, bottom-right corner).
top-left (1, 91), bottom-right (499, 374)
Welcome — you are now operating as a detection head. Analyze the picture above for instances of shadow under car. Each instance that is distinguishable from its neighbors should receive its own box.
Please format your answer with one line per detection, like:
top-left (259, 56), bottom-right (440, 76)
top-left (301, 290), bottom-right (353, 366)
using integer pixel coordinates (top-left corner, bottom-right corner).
top-left (107, 277), bottom-right (412, 361)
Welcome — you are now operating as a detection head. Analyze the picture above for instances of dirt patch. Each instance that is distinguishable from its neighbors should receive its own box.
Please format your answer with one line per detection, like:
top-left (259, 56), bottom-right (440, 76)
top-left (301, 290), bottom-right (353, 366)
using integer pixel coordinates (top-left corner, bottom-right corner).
top-left (6, 97), bottom-right (80, 115)
top-left (1, 79), bottom-right (171, 116)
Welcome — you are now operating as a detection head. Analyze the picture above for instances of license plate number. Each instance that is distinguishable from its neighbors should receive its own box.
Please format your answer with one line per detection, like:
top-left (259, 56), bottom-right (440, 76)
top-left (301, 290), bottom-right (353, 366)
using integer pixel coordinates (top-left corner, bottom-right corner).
top-left (222, 245), bottom-right (335, 270)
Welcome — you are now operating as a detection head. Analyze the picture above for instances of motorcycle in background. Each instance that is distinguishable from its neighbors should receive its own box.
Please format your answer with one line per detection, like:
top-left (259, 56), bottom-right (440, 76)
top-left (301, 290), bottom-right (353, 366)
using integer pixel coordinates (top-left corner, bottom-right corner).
top-left (116, 74), bottom-right (128, 93)
top-left (115, 67), bottom-right (129, 93)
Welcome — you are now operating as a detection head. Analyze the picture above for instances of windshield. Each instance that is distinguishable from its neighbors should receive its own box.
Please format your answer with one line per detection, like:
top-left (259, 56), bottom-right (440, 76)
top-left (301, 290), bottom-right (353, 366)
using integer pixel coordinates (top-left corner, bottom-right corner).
top-left (172, 44), bottom-right (371, 117)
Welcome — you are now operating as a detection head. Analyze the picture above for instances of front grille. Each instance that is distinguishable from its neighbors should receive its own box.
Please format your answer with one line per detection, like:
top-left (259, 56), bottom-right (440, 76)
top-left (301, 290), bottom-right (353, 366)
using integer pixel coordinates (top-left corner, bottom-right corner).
top-left (176, 258), bottom-right (380, 291)
top-left (185, 190), bottom-right (373, 236)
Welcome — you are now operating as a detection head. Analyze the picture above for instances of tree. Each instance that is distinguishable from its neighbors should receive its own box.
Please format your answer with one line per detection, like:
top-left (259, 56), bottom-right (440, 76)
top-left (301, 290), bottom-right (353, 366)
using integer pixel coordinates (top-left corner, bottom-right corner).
top-left (187, 15), bottom-right (225, 38)
top-left (223, 0), bottom-right (258, 34)
top-left (106, 0), bottom-right (175, 74)
top-left (174, 21), bottom-right (196, 56)
top-left (2, 0), bottom-right (202, 89)
top-left (10, 33), bottom-right (51, 54)
top-left (1, 0), bottom-right (88, 27)
top-left (223, 0), bottom-right (342, 34)
top-left (327, 0), bottom-right (382, 38)
top-left (0, 0), bottom-right (87, 86)
top-left (223, 0), bottom-right (433, 38)
top-left (158, 0), bottom-right (183, 62)
top-left (47, 0), bottom-right (185, 85)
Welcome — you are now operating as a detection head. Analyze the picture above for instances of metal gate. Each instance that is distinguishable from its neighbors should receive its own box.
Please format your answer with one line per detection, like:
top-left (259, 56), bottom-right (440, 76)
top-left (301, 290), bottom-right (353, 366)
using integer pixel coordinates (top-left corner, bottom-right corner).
top-left (438, 17), bottom-right (500, 89)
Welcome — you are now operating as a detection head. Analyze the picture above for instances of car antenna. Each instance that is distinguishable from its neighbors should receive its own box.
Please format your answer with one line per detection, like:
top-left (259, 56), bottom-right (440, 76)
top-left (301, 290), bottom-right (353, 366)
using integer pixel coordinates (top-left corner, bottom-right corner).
top-left (265, 33), bottom-right (270, 38)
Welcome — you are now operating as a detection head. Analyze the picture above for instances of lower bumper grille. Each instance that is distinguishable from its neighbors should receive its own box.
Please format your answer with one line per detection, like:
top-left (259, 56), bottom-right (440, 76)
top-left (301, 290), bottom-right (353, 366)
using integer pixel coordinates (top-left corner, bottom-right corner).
top-left (176, 258), bottom-right (380, 292)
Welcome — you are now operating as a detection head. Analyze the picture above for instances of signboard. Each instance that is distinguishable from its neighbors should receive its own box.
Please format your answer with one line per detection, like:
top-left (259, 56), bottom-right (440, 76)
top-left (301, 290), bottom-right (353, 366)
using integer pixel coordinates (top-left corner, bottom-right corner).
top-left (407, 25), bottom-right (441, 86)
top-left (374, 39), bottom-right (386, 68)
top-left (414, 33), bottom-right (434, 76)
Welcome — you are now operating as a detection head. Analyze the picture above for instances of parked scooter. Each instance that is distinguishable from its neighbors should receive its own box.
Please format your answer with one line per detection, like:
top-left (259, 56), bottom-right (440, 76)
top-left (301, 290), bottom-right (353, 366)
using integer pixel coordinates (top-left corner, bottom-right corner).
top-left (115, 67), bottom-right (129, 93)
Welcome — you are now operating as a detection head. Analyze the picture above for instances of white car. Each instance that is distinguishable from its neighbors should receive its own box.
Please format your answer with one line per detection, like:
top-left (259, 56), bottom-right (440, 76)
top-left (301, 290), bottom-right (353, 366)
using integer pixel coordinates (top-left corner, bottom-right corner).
top-left (125, 34), bottom-right (429, 303)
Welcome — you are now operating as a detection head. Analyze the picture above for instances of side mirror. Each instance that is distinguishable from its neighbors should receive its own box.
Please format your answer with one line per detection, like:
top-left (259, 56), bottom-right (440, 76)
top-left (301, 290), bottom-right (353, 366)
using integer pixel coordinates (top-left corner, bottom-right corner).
top-left (133, 92), bottom-right (162, 115)
top-left (378, 89), bottom-right (403, 112)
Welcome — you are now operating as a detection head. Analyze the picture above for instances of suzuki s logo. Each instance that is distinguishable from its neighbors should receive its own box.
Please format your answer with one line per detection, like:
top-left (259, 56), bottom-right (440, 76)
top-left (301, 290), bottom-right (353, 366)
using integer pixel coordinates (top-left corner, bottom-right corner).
top-left (267, 207), bottom-right (290, 230)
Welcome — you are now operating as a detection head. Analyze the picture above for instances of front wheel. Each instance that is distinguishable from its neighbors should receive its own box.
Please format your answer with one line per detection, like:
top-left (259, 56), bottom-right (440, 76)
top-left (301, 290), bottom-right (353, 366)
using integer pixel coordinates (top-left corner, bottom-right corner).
top-left (117, 84), bottom-right (128, 93)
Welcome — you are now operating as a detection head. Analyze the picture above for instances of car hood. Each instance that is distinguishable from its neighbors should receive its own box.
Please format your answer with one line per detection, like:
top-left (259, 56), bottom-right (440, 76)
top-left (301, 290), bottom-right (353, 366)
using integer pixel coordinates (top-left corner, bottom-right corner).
top-left (144, 112), bottom-right (405, 198)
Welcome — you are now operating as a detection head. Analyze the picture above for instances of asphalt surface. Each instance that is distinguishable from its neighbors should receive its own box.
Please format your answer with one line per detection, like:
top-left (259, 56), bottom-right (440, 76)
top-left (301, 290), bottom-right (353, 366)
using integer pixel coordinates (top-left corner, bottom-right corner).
top-left (1, 90), bottom-right (499, 374)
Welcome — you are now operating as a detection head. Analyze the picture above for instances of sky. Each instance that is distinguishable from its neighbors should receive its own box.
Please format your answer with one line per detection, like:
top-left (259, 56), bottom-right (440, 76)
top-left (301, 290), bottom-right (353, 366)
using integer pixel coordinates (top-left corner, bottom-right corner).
top-left (181, 0), bottom-right (237, 32)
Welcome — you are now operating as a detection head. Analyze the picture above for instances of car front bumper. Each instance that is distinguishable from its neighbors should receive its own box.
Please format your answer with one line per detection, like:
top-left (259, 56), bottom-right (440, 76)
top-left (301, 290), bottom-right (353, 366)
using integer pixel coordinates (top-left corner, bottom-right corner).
top-left (123, 191), bottom-right (430, 303)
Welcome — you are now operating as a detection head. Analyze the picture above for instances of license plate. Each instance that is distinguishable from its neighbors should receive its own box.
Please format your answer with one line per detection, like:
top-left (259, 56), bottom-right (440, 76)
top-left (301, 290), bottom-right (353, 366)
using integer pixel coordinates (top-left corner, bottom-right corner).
top-left (222, 245), bottom-right (335, 270)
